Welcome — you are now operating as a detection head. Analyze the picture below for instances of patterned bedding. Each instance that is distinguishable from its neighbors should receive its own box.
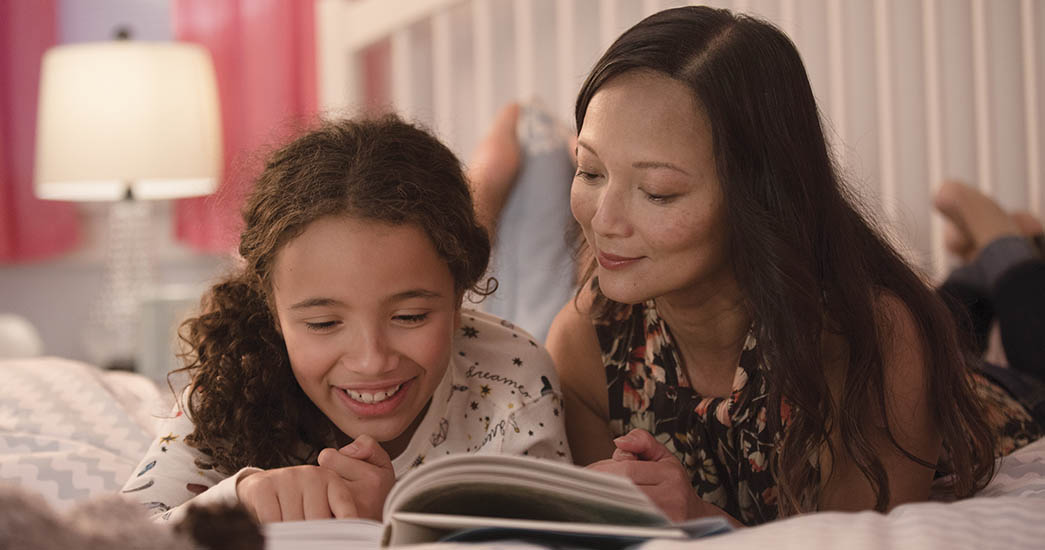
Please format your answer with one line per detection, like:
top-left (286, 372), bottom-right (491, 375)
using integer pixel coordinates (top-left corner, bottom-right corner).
top-left (0, 357), bottom-right (168, 510)
top-left (2, 357), bottom-right (1044, 549)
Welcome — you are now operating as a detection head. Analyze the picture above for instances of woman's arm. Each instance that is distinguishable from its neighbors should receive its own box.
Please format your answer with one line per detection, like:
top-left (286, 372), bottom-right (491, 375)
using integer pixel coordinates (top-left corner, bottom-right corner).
top-left (545, 297), bottom-right (617, 465)
top-left (819, 294), bottom-right (941, 511)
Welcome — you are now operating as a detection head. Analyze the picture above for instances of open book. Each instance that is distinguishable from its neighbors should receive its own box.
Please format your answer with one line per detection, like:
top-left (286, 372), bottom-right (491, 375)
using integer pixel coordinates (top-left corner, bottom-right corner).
top-left (264, 454), bottom-right (732, 549)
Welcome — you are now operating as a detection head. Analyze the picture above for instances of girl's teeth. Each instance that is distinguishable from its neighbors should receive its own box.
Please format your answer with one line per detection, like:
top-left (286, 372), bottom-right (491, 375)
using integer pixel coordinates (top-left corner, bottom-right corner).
top-left (345, 384), bottom-right (402, 404)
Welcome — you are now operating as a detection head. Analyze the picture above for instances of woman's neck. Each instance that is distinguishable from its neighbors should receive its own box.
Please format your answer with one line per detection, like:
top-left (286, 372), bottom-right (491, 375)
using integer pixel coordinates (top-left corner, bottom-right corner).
top-left (654, 278), bottom-right (750, 398)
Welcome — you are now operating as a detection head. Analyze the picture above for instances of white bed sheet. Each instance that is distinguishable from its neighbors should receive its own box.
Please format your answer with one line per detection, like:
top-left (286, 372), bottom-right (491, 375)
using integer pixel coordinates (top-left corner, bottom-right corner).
top-left (3, 357), bottom-right (1044, 549)
top-left (643, 437), bottom-right (1045, 550)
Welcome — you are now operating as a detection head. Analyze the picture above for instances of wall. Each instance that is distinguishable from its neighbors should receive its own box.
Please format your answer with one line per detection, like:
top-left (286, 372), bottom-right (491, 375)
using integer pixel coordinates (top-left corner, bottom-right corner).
top-left (0, 0), bottom-right (230, 366)
top-left (319, 0), bottom-right (1044, 279)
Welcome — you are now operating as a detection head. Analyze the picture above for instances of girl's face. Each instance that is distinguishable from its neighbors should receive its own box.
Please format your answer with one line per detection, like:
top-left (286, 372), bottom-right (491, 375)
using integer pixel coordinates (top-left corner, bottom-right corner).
top-left (271, 216), bottom-right (459, 457)
top-left (571, 70), bottom-right (732, 305)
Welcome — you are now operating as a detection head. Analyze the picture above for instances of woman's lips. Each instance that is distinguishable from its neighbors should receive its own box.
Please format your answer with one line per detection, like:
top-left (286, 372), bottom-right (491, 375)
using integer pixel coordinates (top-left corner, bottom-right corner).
top-left (597, 251), bottom-right (643, 270)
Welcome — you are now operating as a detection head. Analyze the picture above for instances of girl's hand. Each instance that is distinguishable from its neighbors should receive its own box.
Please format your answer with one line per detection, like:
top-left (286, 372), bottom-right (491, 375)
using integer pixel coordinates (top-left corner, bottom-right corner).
top-left (317, 435), bottom-right (396, 521)
top-left (235, 464), bottom-right (358, 523)
top-left (587, 429), bottom-right (738, 526)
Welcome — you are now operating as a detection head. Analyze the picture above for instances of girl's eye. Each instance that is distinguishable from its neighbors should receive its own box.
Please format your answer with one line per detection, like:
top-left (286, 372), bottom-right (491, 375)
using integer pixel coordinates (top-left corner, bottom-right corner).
top-left (304, 320), bottom-right (338, 332)
top-left (394, 313), bottom-right (429, 326)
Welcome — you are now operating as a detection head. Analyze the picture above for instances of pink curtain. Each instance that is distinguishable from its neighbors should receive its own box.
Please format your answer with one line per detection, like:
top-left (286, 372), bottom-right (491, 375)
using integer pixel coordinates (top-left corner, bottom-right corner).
top-left (0, 0), bottom-right (80, 263)
top-left (173, 0), bottom-right (318, 253)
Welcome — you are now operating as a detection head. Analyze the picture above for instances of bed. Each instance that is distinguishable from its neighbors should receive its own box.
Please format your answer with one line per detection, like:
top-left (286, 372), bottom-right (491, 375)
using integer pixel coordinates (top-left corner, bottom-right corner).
top-left (3, 357), bottom-right (1045, 549)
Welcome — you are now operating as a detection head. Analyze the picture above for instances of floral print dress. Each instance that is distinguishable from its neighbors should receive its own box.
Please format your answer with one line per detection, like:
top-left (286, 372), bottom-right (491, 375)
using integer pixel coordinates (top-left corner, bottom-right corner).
top-left (596, 300), bottom-right (1043, 526)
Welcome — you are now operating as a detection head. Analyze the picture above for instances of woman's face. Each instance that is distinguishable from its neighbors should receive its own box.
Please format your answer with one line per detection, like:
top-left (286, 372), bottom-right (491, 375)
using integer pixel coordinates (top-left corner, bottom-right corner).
top-left (571, 70), bottom-right (731, 305)
top-left (270, 216), bottom-right (459, 457)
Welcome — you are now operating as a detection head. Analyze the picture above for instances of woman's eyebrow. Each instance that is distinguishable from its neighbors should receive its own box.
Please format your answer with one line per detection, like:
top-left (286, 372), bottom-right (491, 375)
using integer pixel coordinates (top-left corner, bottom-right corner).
top-left (632, 160), bottom-right (691, 176)
top-left (579, 140), bottom-right (691, 176)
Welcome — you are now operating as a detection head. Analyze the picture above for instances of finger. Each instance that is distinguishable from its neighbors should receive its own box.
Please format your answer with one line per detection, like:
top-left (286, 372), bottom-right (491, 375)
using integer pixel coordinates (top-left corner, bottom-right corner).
top-left (612, 448), bottom-right (637, 461)
top-left (318, 447), bottom-right (371, 481)
top-left (340, 435), bottom-right (394, 470)
top-left (585, 458), bottom-right (628, 476)
top-left (613, 429), bottom-right (674, 462)
top-left (277, 487), bottom-right (305, 523)
top-left (251, 488), bottom-right (283, 524)
top-left (302, 477), bottom-right (334, 520)
top-left (327, 479), bottom-right (360, 519)
top-left (588, 457), bottom-right (676, 486)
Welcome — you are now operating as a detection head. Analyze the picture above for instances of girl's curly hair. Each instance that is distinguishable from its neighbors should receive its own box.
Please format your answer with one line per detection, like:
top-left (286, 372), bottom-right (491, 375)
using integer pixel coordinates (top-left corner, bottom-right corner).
top-left (172, 115), bottom-right (493, 474)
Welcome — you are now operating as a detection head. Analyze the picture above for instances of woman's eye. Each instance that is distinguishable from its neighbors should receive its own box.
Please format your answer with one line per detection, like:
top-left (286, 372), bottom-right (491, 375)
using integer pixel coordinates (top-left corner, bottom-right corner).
top-left (394, 313), bottom-right (429, 326)
top-left (644, 191), bottom-right (675, 204)
top-left (574, 169), bottom-right (601, 181)
top-left (304, 320), bottom-right (338, 332)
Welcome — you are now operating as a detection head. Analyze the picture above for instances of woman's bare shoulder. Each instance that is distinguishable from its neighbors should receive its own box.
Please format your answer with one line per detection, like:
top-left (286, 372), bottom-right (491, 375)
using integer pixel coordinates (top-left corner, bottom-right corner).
top-left (546, 289), bottom-right (607, 394)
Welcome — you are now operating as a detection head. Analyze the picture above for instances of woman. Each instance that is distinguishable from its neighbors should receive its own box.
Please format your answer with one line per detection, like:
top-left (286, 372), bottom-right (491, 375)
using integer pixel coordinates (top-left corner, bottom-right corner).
top-left (545, 6), bottom-right (1042, 527)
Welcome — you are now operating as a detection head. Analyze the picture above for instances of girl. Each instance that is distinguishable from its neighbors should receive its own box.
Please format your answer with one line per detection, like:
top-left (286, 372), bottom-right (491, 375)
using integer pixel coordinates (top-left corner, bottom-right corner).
top-left (546, 6), bottom-right (1043, 527)
top-left (122, 115), bottom-right (569, 523)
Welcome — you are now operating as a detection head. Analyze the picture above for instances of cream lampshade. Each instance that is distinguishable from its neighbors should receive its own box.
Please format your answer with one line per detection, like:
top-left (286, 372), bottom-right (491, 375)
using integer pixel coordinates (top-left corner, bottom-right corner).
top-left (33, 40), bottom-right (222, 369)
top-left (34, 41), bottom-right (221, 200)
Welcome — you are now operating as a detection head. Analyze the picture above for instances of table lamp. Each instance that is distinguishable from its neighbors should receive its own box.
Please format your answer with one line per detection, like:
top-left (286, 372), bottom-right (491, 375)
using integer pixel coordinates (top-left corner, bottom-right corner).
top-left (34, 39), bottom-right (222, 369)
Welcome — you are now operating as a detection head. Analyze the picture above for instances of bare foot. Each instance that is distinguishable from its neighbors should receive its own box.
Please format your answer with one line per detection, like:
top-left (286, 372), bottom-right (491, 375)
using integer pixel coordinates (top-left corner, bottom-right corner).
top-left (933, 180), bottom-right (1022, 262)
top-left (469, 103), bottom-right (522, 233)
top-left (1010, 211), bottom-right (1044, 237)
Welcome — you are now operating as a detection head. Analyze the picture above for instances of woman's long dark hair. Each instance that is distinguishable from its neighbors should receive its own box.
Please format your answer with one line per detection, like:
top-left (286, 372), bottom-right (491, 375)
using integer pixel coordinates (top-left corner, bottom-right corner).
top-left (173, 115), bottom-right (493, 474)
top-left (575, 6), bottom-right (996, 515)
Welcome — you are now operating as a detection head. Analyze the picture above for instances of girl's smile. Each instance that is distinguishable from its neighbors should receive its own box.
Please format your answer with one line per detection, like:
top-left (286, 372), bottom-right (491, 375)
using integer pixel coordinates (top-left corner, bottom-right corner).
top-left (335, 378), bottom-right (414, 416)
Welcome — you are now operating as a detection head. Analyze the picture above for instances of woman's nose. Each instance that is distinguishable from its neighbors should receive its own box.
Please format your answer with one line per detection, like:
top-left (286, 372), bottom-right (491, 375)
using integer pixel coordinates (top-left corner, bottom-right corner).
top-left (589, 183), bottom-right (631, 238)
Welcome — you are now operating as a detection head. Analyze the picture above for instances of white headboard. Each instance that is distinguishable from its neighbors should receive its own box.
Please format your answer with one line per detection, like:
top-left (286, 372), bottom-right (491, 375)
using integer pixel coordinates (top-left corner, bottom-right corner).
top-left (316, 0), bottom-right (1044, 280)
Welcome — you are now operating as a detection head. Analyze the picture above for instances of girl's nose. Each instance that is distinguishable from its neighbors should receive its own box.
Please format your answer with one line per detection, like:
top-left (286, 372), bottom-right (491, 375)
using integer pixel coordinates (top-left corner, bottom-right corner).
top-left (347, 326), bottom-right (399, 375)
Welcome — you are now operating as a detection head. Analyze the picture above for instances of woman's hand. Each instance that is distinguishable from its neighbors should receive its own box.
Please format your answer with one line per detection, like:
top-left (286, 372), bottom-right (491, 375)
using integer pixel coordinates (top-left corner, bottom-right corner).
top-left (235, 464), bottom-right (358, 523)
top-left (317, 435), bottom-right (396, 521)
top-left (587, 429), bottom-right (738, 526)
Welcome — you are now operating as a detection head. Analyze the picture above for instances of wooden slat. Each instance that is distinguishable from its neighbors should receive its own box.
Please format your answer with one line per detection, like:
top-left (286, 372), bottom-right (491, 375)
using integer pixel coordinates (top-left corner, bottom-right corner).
top-left (826, 0), bottom-right (847, 170)
top-left (514, 0), bottom-right (536, 101)
top-left (874, 0), bottom-right (898, 222)
top-left (971, 0), bottom-right (993, 193)
top-left (472, 0), bottom-right (494, 132)
top-left (600, 0), bottom-right (618, 50)
top-left (432, 10), bottom-right (455, 144)
top-left (556, 0), bottom-right (576, 123)
top-left (391, 29), bottom-right (414, 118)
top-left (922, 0), bottom-right (946, 277)
top-left (1021, 0), bottom-right (1041, 213)
top-left (316, 0), bottom-right (355, 113)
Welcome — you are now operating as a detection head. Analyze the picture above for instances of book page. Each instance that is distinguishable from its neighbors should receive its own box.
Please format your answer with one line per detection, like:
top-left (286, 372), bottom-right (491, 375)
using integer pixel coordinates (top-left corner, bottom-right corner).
top-left (385, 454), bottom-right (664, 523)
top-left (263, 518), bottom-right (382, 550)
